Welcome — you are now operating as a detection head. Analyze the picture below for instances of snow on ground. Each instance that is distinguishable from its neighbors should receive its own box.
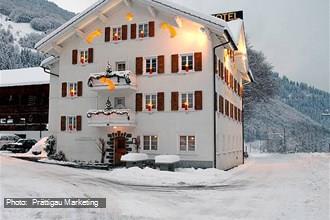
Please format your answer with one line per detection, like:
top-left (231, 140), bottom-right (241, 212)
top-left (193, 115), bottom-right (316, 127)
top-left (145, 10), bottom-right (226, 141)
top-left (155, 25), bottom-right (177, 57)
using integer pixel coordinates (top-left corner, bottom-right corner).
top-left (1, 153), bottom-right (329, 220)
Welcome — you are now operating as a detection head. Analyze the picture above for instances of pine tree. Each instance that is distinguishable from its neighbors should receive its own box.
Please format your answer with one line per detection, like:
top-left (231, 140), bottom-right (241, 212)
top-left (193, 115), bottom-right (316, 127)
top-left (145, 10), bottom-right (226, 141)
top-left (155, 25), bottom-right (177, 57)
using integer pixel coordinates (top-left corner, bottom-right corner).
top-left (105, 98), bottom-right (112, 111)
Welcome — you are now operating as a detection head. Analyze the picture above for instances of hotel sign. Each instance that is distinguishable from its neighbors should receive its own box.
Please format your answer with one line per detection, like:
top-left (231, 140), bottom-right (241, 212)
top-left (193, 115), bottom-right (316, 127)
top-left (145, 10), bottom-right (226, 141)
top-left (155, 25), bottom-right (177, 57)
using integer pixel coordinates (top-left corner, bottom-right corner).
top-left (212, 11), bottom-right (243, 22)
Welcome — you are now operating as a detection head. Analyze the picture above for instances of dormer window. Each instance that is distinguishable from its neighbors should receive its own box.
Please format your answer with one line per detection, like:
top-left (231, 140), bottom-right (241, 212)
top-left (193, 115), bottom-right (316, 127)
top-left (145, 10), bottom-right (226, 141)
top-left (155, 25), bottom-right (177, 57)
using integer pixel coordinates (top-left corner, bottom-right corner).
top-left (112, 27), bottom-right (122, 41)
top-left (80, 50), bottom-right (88, 64)
top-left (138, 23), bottom-right (149, 38)
top-left (181, 54), bottom-right (193, 72)
top-left (145, 57), bottom-right (157, 74)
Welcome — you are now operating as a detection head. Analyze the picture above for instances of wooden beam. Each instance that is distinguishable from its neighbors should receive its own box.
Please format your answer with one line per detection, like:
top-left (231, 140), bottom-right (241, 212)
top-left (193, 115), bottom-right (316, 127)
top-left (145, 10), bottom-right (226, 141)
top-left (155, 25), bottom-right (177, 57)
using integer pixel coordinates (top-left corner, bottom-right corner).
top-left (123, 0), bottom-right (132, 7)
top-left (148, 6), bottom-right (157, 18)
top-left (98, 13), bottom-right (110, 24)
top-left (75, 29), bottom-right (86, 39)
top-left (174, 16), bottom-right (182, 28)
top-left (52, 43), bottom-right (63, 54)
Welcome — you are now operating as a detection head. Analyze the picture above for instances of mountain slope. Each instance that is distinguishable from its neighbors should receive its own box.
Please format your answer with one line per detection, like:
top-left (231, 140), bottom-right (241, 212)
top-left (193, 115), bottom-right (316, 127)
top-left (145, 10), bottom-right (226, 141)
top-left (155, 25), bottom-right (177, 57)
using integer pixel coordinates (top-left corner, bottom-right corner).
top-left (245, 98), bottom-right (330, 152)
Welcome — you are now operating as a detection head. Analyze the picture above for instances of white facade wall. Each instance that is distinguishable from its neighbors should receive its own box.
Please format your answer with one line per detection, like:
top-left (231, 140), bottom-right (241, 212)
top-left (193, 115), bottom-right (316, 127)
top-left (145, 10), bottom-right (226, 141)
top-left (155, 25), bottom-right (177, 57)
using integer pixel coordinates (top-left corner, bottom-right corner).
top-left (47, 3), bottom-right (244, 169)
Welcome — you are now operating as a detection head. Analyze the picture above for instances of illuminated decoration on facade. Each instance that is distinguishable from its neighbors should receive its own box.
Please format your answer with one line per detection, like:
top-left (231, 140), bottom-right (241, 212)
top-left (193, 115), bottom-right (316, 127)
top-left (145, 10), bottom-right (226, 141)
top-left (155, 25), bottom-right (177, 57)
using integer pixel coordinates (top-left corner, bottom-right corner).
top-left (86, 29), bottom-right (102, 44)
top-left (87, 109), bottom-right (130, 120)
top-left (100, 77), bottom-right (116, 91)
top-left (126, 12), bottom-right (134, 21)
top-left (160, 22), bottom-right (177, 38)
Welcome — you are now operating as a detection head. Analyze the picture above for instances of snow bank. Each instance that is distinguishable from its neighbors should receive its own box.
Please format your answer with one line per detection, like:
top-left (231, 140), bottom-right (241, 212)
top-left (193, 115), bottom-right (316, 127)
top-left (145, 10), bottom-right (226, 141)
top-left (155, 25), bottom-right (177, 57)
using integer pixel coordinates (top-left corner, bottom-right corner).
top-left (12, 137), bottom-right (48, 159)
top-left (38, 159), bottom-right (77, 166)
top-left (121, 153), bottom-right (148, 162)
top-left (94, 167), bottom-right (231, 186)
top-left (155, 155), bottom-right (180, 164)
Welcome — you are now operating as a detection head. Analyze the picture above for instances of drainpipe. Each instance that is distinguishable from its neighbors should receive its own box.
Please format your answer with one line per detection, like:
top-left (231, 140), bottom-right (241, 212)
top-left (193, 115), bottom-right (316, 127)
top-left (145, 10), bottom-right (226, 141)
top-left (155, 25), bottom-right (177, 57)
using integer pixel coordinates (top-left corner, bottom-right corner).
top-left (213, 41), bottom-right (231, 168)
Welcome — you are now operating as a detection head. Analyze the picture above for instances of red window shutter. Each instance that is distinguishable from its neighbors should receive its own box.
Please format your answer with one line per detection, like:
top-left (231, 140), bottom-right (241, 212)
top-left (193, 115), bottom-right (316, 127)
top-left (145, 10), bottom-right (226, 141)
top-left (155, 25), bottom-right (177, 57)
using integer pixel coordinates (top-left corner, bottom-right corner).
top-left (230, 74), bottom-right (234, 89)
top-left (77, 81), bottom-right (83, 97)
top-left (219, 95), bottom-right (224, 114)
top-left (149, 21), bottom-right (155, 37)
top-left (171, 92), bottom-right (179, 111)
top-left (136, 93), bottom-right (143, 112)
top-left (157, 55), bottom-right (165, 74)
top-left (122, 25), bottom-right (128, 40)
top-left (131, 24), bottom-right (136, 39)
top-left (76, 115), bottom-right (82, 131)
top-left (234, 106), bottom-right (237, 120)
top-left (225, 100), bottom-right (229, 116)
top-left (60, 116), bottom-right (66, 131)
top-left (194, 52), bottom-right (202, 71)
top-left (136, 57), bottom-right (143, 75)
top-left (72, 50), bottom-right (78, 65)
top-left (195, 90), bottom-right (203, 110)
top-left (171, 54), bottom-right (179, 73)
top-left (61, 82), bottom-right (67, 97)
top-left (234, 79), bottom-right (237, 93)
top-left (157, 92), bottom-right (164, 111)
top-left (88, 48), bottom-right (94, 63)
top-left (105, 27), bottom-right (111, 42)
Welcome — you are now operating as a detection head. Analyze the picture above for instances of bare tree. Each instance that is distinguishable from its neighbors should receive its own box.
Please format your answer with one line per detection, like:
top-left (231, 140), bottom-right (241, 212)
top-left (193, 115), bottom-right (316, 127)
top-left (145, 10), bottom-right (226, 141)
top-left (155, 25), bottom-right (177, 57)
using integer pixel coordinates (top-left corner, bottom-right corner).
top-left (96, 137), bottom-right (107, 163)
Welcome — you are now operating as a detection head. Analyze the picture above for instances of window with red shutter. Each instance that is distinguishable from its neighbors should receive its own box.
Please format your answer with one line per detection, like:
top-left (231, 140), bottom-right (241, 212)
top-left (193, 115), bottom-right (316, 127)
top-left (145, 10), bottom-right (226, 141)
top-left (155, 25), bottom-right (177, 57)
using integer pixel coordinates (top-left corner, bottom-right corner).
top-left (171, 92), bottom-right (179, 111)
top-left (225, 99), bottom-right (229, 116)
top-left (122, 25), bottom-right (128, 40)
top-left (72, 50), bottom-right (78, 65)
top-left (105, 27), bottom-right (111, 42)
top-left (131, 24), bottom-right (136, 39)
top-left (62, 82), bottom-right (67, 97)
top-left (194, 52), bottom-right (202, 71)
top-left (219, 95), bottom-right (224, 114)
top-left (76, 116), bottom-right (82, 131)
top-left (136, 57), bottom-right (143, 75)
top-left (194, 90), bottom-right (203, 110)
top-left (157, 55), bottom-right (165, 74)
top-left (88, 48), bottom-right (94, 63)
top-left (171, 54), bottom-right (179, 73)
top-left (157, 92), bottom-right (164, 111)
top-left (230, 103), bottom-right (234, 118)
top-left (77, 81), bottom-right (83, 97)
top-left (149, 21), bottom-right (155, 37)
top-left (136, 93), bottom-right (143, 112)
top-left (60, 116), bottom-right (66, 131)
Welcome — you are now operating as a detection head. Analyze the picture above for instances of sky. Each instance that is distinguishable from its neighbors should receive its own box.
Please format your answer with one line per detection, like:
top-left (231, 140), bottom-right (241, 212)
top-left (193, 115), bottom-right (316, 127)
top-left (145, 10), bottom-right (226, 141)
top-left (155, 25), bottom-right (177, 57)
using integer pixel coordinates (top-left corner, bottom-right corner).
top-left (49, 0), bottom-right (330, 92)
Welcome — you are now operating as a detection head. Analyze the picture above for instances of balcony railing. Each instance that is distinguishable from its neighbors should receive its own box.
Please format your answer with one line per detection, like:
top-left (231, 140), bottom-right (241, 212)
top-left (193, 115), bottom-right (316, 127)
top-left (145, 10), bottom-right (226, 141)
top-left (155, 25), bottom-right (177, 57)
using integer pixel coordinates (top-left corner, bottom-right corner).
top-left (86, 109), bottom-right (136, 127)
top-left (87, 70), bottom-right (136, 91)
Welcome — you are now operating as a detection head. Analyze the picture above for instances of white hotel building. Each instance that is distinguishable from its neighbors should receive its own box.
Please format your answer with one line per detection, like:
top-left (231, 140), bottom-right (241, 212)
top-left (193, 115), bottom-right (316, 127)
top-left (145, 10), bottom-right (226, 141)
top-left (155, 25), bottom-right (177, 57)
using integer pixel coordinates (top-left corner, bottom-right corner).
top-left (36, 0), bottom-right (253, 170)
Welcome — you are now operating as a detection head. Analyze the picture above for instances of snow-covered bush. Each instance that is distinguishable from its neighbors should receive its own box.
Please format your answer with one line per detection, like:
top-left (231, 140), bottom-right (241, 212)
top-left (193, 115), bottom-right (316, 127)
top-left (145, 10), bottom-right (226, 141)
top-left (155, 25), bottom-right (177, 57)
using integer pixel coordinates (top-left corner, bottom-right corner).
top-left (45, 135), bottom-right (56, 156)
top-left (49, 151), bottom-right (67, 161)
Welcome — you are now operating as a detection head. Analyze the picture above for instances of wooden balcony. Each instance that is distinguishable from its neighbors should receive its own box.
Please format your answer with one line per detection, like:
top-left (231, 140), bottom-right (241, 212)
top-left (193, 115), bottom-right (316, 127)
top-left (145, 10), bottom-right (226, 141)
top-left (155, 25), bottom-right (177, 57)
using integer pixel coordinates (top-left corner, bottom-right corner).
top-left (86, 109), bottom-right (136, 127)
top-left (87, 70), bottom-right (136, 91)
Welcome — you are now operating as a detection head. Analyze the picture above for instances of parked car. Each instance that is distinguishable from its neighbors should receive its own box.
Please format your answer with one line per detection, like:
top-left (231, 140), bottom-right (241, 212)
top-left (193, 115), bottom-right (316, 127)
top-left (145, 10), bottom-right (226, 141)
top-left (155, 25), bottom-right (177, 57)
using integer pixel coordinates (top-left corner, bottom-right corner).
top-left (6, 139), bottom-right (37, 153)
top-left (0, 134), bottom-right (20, 150)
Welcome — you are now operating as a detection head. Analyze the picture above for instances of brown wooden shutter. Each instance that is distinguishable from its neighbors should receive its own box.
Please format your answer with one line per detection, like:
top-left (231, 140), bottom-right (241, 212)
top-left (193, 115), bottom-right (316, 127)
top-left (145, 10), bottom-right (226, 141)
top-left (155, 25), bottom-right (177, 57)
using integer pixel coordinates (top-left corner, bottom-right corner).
top-left (195, 90), bottom-right (203, 110)
top-left (149, 21), bottom-right (155, 37)
top-left (171, 54), bottom-right (179, 73)
top-left (171, 92), bottom-right (179, 111)
top-left (230, 74), bottom-right (234, 89)
top-left (238, 84), bottom-right (241, 96)
top-left (72, 50), bottom-right (78, 65)
top-left (136, 93), bottom-right (143, 112)
top-left (157, 55), bottom-right (165, 74)
top-left (136, 57), bottom-right (143, 75)
top-left (219, 95), bottom-right (224, 114)
top-left (234, 79), bottom-right (237, 93)
top-left (234, 106), bottom-right (237, 120)
top-left (220, 62), bottom-right (224, 80)
top-left (88, 48), bottom-right (94, 63)
top-left (77, 81), bottom-right (83, 97)
top-left (131, 24), bottom-right (136, 39)
top-left (105, 27), bottom-right (111, 42)
top-left (157, 92), bottom-right (164, 111)
top-left (230, 103), bottom-right (234, 118)
top-left (194, 52), bottom-right (202, 71)
top-left (76, 115), bottom-right (82, 131)
top-left (225, 100), bottom-right (229, 116)
top-left (61, 82), bottom-right (67, 97)
top-left (60, 116), bottom-right (66, 131)
top-left (122, 25), bottom-right (128, 40)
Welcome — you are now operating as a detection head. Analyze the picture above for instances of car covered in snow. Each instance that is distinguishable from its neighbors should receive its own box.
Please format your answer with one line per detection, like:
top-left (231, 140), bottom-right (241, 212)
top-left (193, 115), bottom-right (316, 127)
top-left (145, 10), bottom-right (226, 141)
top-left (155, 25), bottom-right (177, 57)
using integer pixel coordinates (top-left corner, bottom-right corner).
top-left (0, 134), bottom-right (20, 150)
top-left (6, 139), bottom-right (37, 153)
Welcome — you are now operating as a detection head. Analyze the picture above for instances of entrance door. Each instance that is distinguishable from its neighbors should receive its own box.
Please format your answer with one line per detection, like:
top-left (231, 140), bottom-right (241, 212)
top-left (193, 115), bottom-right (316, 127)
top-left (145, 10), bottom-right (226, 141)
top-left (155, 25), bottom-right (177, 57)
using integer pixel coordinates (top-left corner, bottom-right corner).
top-left (114, 137), bottom-right (126, 165)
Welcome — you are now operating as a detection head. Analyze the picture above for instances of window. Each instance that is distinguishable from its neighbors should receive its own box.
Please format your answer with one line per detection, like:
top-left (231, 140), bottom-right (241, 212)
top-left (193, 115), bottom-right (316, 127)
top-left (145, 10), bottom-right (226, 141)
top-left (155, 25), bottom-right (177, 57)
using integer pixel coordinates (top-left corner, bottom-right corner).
top-left (143, 135), bottom-right (158, 150)
top-left (0, 118), bottom-right (6, 124)
top-left (181, 93), bottom-right (194, 110)
top-left (112, 27), bottom-right (122, 41)
top-left (114, 97), bottom-right (125, 109)
top-left (145, 94), bottom-right (157, 111)
top-left (116, 62), bottom-right (126, 71)
top-left (180, 135), bottom-right (195, 152)
top-left (7, 118), bottom-right (13, 124)
top-left (67, 116), bottom-right (76, 132)
top-left (138, 23), bottom-right (149, 38)
top-left (181, 54), bottom-right (193, 72)
top-left (145, 57), bottom-right (157, 74)
top-left (68, 82), bottom-right (78, 97)
top-left (80, 50), bottom-right (88, 64)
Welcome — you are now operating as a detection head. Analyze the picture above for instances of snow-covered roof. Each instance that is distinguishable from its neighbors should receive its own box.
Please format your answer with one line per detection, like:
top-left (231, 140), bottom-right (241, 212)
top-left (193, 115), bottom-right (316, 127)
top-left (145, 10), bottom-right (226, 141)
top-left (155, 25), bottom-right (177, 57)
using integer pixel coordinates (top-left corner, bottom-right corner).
top-left (0, 67), bottom-right (49, 87)
top-left (35, 0), bottom-right (236, 50)
top-left (40, 56), bottom-right (59, 68)
top-left (227, 19), bottom-right (243, 46)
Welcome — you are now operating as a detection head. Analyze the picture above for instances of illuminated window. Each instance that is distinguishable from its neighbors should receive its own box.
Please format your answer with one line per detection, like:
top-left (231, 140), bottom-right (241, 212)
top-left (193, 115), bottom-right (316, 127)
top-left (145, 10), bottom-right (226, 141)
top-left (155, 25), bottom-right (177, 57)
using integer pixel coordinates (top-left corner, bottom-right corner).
top-left (138, 23), bottom-right (149, 38)
top-left (68, 82), bottom-right (78, 97)
top-left (145, 57), bottom-right (157, 74)
top-left (80, 50), bottom-right (88, 64)
top-left (145, 94), bottom-right (157, 111)
top-left (67, 116), bottom-right (77, 132)
top-left (180, 135), bottom-right (195, 152)
top-left (181, 93), bottom-right (194, 110)
top-left (181, 54), bottom-right (193, 72)
top-left (112, 27), bottom-right (122, 41)
top-left (116, 62), bottom-right (126, 71)
top-left (143, 135), bottom-right (158, 150)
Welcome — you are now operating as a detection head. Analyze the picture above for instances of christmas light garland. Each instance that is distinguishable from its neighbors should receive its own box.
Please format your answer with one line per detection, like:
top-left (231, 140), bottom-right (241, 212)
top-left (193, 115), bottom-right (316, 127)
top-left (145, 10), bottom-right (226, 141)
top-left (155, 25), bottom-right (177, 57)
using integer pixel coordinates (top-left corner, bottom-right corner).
top-left (87, 109), bottom-right (130, 120)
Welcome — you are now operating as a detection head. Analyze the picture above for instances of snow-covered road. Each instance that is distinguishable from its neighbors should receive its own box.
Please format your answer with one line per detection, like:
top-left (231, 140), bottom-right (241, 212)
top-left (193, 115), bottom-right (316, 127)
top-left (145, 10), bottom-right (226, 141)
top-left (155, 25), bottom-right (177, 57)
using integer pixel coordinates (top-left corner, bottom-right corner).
top-left (1, 153), bottom-right (329, 220)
